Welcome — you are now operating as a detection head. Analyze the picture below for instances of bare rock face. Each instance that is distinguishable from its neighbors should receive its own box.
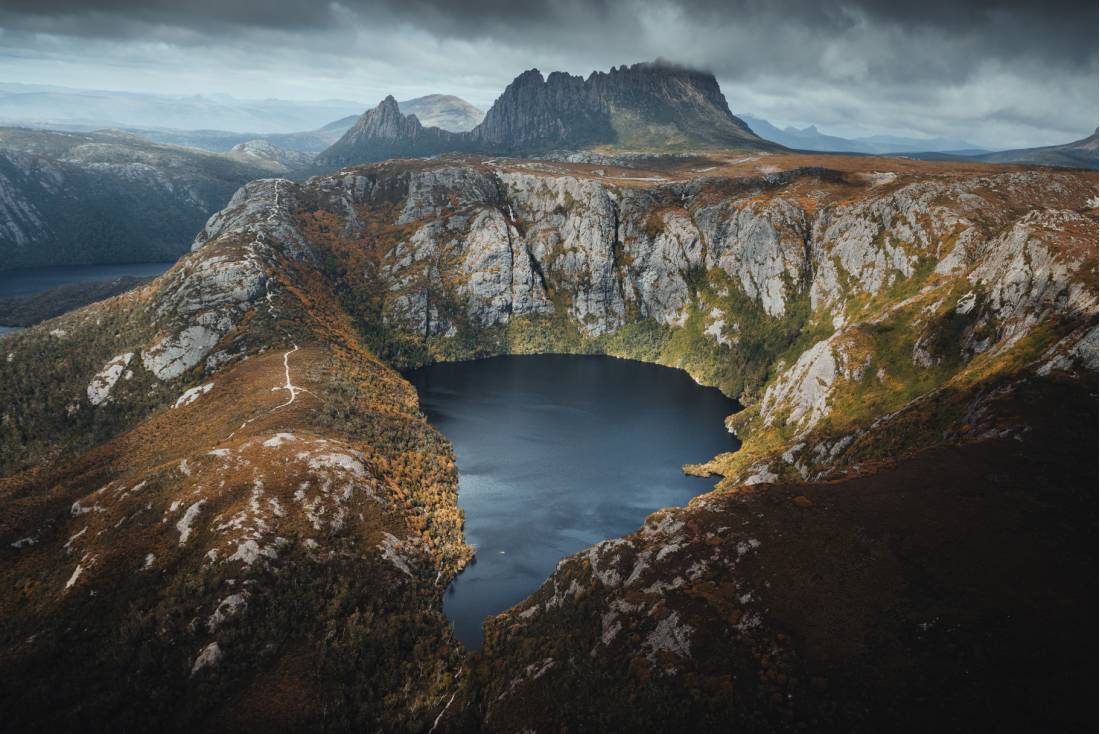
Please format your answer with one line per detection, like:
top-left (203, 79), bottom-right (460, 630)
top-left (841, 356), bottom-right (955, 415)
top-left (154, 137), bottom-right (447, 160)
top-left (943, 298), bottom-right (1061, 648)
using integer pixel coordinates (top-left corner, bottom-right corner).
top-left (625, 208), bottom-right (704, 326)
top-left (966, 208), bottom-right (1096, 354)
top-left (697, 196), bottom-right (810, 317)
top-left (473, 60), bottom-right (771, 152)
top-left (760, 338), bottom-right (838, 432)
top-left (472, 69), bottom-right (613, 151)
top-left (397, 166), bottom-right (501, 224)
top-left (501, 172), bottom-right (627, 332)
top-left (278, 163), bottom-right (1097, 405)
top-left (192, 177), bottom-right (312, 260)
top-left (315, 60), bottom-right (776, 168)
top-left (457, 207), bottom-right (553, 327)
top-left (315, 96), bottom-right (467, 168)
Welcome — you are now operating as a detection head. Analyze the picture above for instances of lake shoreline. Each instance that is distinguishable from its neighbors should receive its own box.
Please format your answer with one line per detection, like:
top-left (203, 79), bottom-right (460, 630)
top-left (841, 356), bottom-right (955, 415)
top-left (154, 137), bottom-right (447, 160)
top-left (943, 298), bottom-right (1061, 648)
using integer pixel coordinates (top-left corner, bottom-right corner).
top-left (406, 353), bottom-right (739, 648)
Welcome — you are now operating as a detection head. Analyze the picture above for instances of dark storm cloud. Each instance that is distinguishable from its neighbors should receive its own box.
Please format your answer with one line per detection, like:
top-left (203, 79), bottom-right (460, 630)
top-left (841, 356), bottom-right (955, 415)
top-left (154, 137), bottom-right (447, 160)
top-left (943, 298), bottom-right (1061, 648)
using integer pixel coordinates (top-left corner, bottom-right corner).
top-left (0, 1), bottom-right (1095, 148)
top-left (2, 0), bottom-right (1094, 62)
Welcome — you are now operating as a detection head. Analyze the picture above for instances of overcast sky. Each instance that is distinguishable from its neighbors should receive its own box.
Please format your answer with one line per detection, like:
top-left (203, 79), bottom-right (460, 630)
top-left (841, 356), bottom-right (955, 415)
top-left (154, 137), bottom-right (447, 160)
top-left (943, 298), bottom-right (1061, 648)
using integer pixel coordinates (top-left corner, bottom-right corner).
top-left (1, 0), bottom-right (1096, 148)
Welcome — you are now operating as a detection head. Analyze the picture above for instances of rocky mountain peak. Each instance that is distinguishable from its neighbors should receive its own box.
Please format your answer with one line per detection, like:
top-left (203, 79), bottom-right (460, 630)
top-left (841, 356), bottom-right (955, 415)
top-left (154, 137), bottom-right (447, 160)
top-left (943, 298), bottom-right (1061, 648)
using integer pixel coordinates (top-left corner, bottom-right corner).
top-left (479, 59), bottom-right (772, 149)
top-left (352, 95), bottom-right (422, 140)
top-left (316, 60), bottom-right (777, 167)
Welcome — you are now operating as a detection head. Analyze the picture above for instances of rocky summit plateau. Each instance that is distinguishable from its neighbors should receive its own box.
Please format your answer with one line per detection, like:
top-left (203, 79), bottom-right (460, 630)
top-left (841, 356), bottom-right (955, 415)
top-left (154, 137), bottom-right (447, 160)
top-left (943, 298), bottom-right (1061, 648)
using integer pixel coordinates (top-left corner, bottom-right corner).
top-left (0, 142), bottom-right (1096, 732)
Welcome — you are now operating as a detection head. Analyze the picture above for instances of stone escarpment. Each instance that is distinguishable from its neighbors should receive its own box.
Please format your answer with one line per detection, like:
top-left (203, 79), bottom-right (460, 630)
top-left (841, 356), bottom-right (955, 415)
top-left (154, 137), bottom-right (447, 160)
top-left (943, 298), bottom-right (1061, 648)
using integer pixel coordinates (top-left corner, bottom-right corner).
top-left (316, 60), bottom-right (777, 168)
top-left (280, 158), bottom-right (1096, 731)
top-left (278, 160), bottom-right (1097, 404)
top-left (0, 154), bottom-right (1096, 732)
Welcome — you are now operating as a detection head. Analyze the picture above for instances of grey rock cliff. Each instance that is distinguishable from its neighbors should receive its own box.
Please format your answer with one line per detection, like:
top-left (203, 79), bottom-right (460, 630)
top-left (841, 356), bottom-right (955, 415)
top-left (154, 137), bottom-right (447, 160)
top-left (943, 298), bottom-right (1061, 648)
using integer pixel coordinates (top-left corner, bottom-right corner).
top-left (316, 61), bottom-right (777, 168)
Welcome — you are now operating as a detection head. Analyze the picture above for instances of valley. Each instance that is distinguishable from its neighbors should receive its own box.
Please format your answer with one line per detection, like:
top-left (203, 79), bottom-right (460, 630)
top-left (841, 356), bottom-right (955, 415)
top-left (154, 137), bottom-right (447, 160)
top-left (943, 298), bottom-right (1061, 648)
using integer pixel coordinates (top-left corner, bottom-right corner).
top-left (0, 142), bottom-right (1095, 731)
top-left (0, 262), bottom-right (174, 329)
top-left (1, 0), bottom-right (1097, 721)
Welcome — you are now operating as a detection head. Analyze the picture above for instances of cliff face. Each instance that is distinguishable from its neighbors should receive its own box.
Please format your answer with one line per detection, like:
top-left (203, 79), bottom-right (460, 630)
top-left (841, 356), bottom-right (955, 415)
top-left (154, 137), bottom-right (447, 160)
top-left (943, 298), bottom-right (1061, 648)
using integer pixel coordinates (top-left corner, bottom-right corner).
top-left (470, 69), bottom-right (614, 150)
top-left (317, 95), bottom-right (469, 167)
top-left (0, 153), bottom-right (1095, 731)
top-left (316, 61), bottom-right (776, 167)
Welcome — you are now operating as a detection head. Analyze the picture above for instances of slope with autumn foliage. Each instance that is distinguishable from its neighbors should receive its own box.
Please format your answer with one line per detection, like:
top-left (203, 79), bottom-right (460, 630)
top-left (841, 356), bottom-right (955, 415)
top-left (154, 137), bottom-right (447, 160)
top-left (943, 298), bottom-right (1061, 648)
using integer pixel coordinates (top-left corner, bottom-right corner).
top-left (1, 152), bottom-right (1096, 732)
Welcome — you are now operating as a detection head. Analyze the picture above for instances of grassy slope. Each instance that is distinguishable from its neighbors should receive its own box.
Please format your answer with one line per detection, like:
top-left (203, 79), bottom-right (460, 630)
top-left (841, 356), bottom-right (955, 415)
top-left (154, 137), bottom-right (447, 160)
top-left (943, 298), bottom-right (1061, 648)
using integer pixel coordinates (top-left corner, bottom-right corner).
top-left (0, 236), bottom-right (474, 731)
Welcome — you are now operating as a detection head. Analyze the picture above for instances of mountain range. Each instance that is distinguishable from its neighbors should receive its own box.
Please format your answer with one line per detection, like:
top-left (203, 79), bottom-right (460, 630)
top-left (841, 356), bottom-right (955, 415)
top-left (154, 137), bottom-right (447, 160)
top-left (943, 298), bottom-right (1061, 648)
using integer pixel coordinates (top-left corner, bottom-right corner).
top-left (0, 128), bottom-right (276, 270)
top-left (316, 60), bottom-right (776, 167)
top-left (738, 114), bottom-right (988, 154)
top-left (0, 83), bottom-right (365, 134)
top-left (958, 127), bottom-right (1098, 168)
top-left (1, 94), bottom-right (484, 155)
top-left (741, 113), bottom-right (1098, 169)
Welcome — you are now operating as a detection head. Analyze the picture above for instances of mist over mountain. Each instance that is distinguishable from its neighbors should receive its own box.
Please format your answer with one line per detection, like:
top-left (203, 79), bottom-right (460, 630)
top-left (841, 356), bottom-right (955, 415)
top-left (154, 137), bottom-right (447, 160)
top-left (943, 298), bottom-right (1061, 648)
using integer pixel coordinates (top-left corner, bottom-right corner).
top-left (0, 83), bottom-right (366, 135)
top-left (739, 114), bottom-right (988, 155)
top-left (971, 128), bottom-right (1098, 168)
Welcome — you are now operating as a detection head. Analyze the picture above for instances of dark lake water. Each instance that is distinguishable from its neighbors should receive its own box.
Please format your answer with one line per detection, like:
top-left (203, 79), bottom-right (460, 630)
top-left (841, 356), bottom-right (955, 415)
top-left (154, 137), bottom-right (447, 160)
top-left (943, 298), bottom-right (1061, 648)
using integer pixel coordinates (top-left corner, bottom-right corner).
top-left (0, 262), bottom-right (175, 298)
top-left (406, 354), bottom-right (739, 648)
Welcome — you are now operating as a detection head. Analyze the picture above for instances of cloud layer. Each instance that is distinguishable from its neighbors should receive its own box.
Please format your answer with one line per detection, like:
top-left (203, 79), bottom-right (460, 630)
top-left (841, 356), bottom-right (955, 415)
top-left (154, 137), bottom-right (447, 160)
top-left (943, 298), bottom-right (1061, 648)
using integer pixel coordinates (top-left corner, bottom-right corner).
top-left (1, 0), bottom-right (1096, 147)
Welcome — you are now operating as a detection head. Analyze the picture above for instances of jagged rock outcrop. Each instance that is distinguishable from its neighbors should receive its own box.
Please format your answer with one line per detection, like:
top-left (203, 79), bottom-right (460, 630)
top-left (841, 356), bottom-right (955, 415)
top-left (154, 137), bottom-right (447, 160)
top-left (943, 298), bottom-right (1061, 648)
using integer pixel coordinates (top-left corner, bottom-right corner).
top-left (315, 61), bottom-right (777, 168)
top-left (317, 96), bottom-right (470, 168)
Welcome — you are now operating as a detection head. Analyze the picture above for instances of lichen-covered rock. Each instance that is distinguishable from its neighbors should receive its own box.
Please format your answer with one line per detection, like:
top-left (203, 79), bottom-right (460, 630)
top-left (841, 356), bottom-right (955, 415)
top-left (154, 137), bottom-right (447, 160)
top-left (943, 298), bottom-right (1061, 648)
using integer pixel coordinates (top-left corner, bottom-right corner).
top-left (966, 209), bottom-right (1096, 354)
top-left (457, 207), bottom-right (554, 326)
top-left (503, 172), bottom-right (627, 334)
top-left (141, 325), bottom-right (225, 380)
top-left (698, 196), bottom-right (809, 317)
top-left (759, 338), bottom-right (838, 432)
top-left (86, 352), bottom-right (134, 405)
top-left (191, 177), bottom-right (311, 261)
